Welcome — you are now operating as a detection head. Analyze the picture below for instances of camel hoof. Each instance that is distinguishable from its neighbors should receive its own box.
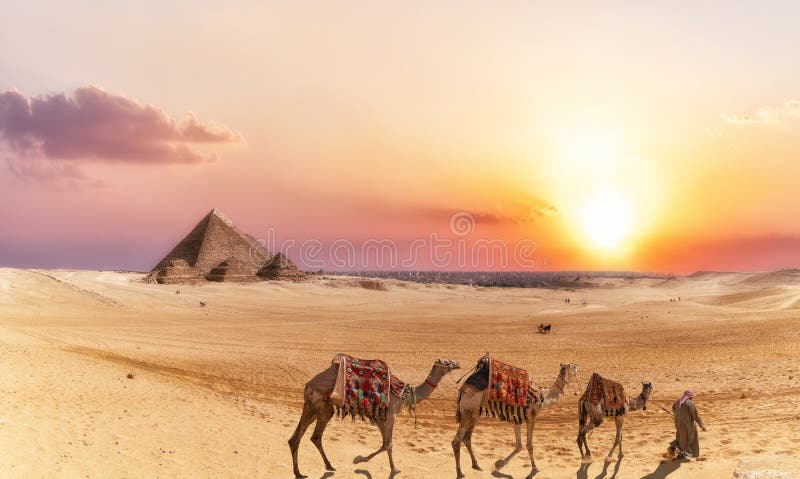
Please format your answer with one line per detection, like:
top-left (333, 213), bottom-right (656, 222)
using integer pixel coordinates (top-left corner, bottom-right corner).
top-left (293, 473), bottom-right (307, 479)
top-left (456, 474), bottom-right (465, 479)
top-left (391, 469), bottom-right (401, 475)
top-left (353, 455), bottom-right (364, 464)
top-left (325, 465), bottom-right (336, 471)
top-left (494, 459), bottom-right (506, 470)
top-left (472, 463), bottom-right (482, 471)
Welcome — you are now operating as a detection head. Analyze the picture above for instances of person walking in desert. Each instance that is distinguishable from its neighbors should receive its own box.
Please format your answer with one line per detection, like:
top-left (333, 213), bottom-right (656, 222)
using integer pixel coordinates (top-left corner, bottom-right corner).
top-left (668, 389), bottom-right (706, 460)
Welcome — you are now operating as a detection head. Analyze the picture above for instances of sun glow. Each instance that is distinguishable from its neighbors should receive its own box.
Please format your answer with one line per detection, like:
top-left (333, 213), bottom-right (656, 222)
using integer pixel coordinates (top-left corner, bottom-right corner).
top-left (580, 190), bottom-right (633, 250)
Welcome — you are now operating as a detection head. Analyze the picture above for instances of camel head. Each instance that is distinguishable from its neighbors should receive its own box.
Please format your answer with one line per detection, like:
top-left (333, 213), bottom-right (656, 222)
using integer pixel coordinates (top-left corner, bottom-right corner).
top-left (434, 358), bottom-right (461, 374)
top-left (639, 382), bottom-right (654, 410)
top-left (559, 363), bottom-right (580, 383)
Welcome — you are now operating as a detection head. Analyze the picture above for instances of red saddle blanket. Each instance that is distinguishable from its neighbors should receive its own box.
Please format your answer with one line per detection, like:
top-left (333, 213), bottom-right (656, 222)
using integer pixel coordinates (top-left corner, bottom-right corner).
top-left (581, 372), bottom-right (628, 416)
top-left (485, 358), bottom-right (531, 424)
top-left (307, 353), bottom-right (406, 421)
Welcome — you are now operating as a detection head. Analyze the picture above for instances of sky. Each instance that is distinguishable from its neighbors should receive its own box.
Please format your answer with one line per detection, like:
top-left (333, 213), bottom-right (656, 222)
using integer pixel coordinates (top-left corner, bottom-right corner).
top-left (1, 1), bottom-right (800, 273)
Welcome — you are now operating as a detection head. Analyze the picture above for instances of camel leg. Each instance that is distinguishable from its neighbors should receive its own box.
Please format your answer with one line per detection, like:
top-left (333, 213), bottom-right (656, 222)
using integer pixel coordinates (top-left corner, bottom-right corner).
top-left (525, 417), bottom-right (539, 477)
top-left (464, 423), bottom-right (482, 472)
top-left (288, 401), bottom-right (317, 479)
top-left (353, 420), bottom-right (387, 464)
top-left (495, 422), bottom-right (523, 470)
top-left (577, 421), bottom-right (595, 460)
top-left (384, 418), bottom-right (400, 474)
top-left (452, 420), bottom-right (469, 479)
top-left (606, 416), bottom-right (624, 460)
top-left (310, 401), bottom-right (335, 471)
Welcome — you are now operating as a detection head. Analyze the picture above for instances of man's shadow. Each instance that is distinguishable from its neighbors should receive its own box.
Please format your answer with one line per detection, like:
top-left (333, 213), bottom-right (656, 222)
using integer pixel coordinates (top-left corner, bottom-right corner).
top-left (640, 459), bottom-right (681, 479)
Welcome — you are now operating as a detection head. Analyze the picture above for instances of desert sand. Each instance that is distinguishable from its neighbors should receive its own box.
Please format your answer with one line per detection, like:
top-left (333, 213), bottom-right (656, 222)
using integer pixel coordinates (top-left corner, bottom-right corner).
top-left (0, 268), bottom-right (799, 478)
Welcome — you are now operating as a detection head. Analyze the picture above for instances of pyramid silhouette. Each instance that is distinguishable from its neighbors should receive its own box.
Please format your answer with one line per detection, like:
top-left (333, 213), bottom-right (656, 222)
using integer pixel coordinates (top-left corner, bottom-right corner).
top-left (149, 209), bottom-right (269, 283)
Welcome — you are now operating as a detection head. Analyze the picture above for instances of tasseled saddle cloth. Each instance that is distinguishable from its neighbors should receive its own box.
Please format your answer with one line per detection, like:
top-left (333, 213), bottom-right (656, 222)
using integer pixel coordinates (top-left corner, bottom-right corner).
top-left (581, 372), bottom-right (628, 417)
top-left (307, 353), bottom-right (407, 422)
top-left (464, 355), bottom-right (537, 424)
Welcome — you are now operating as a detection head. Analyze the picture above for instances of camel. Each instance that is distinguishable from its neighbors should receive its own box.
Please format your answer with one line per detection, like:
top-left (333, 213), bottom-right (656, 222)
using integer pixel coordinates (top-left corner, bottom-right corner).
top-left (289, 357), bottom-right (460, 478)
top-left (537, 324), bottom-right (551, 334)
top-left (576, 377), bottom-right (653, 462)
top-left (452, 361), bottom-right (580, 479)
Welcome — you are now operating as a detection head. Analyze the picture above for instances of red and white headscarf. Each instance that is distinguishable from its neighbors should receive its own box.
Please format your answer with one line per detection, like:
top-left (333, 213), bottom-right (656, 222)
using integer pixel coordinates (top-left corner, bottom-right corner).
top-left (678, 389), bottom-right (696, 406)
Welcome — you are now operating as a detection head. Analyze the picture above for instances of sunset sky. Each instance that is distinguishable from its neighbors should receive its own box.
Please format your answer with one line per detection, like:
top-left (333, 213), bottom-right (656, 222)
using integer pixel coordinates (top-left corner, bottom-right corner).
top-left (2, 2), bottom-right (799, 273)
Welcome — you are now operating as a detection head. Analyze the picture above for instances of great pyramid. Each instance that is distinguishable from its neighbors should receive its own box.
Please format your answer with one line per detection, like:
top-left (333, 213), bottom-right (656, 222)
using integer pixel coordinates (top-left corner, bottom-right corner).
top-left (148, 209), bottom-right (269, 284)
top-left (257, 252), bottom-right (307, 281)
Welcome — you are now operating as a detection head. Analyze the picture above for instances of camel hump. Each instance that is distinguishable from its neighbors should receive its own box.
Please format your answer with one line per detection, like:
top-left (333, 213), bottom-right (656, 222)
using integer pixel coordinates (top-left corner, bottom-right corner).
top-left (581, 373), bottom-right (627, 413)
top-left (463, 359), bottom-right (490, 391)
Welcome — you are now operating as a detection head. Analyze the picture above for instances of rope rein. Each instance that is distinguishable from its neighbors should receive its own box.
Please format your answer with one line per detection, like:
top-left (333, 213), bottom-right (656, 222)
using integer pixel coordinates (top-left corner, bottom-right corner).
top-left (411, 386), bottom-right (417, 428)
top-left (409, 367), bottom-right (447, 429)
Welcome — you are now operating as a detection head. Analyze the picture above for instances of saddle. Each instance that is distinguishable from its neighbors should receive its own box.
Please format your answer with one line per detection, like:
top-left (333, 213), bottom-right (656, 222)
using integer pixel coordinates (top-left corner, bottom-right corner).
top-left (464, 355), bottom-right (537, 424)
top-left (309, 353), bottom-right (407, 422)
top-left (581, 372), bottom-right (628, 417)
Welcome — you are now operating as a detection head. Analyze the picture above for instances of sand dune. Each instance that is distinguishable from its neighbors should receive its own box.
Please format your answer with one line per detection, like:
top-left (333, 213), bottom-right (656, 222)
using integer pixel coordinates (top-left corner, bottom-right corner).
top-left (736, 269), bottom-right (800, 287)
top-left (0, 268), bottom-right (798, 478)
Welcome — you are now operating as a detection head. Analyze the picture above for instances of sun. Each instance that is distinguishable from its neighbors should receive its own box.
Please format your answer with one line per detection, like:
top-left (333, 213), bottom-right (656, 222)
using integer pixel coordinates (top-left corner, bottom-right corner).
top-left (580, 190), bottom-right (633, 250)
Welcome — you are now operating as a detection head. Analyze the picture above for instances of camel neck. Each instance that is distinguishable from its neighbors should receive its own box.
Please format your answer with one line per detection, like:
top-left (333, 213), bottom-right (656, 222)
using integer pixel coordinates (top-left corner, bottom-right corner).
top-left (404, 366), bottom-right (443, 404)
top-left (628, 392), bottom-right (648, 411)
top-left (542, 370), bottom-right (569, 407)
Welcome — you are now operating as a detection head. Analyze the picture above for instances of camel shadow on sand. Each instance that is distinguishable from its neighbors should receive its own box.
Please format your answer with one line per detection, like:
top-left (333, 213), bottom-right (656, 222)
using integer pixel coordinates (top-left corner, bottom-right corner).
top-left (490, 468), bottom-right (539, 479)
top-left (354, 468), bottom-right (400, 479)
top-left (576, 457), bottom-right (623, 479)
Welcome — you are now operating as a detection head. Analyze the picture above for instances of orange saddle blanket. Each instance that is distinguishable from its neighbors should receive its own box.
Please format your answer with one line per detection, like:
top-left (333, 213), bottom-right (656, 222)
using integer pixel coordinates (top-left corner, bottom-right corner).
top-left (581, 372), bottom-right (628, 417)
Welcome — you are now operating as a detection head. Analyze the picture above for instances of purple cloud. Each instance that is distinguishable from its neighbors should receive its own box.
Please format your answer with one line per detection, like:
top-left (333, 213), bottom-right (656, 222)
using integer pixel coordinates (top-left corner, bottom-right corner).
top-left (0, 86), bottom-right (243, 177)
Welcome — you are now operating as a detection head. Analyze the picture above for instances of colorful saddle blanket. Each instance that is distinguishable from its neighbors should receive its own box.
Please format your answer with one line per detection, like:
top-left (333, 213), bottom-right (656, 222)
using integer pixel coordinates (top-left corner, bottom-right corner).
top-left (581, 372), bottom-right (627, 417)
top-left (307, 353), bottom-right (406, 421)
top-left (472, 356), bottom-right (531, 424)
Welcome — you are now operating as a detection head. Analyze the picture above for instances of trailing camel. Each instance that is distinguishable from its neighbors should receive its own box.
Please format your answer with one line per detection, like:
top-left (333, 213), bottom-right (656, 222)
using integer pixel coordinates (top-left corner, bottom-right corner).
top-left (452, 357), bottom-right (579, 478)
top-left (288, 355), bottom-right (460, 478)
top-left (576, 373), bottom-right (653, 461)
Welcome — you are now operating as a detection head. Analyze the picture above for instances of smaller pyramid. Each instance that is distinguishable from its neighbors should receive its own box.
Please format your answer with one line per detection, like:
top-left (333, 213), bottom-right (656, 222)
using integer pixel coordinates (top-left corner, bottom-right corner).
top-left (153, 259), bottom-right (204, 284)
top-left (257, 253), bottom-right (306, 281)
top-left (206, 258), bottom-right (262, 282)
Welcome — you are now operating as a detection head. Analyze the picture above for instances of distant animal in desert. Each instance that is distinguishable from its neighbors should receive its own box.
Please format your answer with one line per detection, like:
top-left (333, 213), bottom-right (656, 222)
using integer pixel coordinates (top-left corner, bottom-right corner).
top-left (199, 301), bottom-right (206, 307)
top-left (289, 355), bottom-right (460, 478)
top-left (453, 357), bottom-right (579, 478)
top-left (537, 324), bottom-right (551, 334)
top-left (577, 373), bottom-right (653, 461)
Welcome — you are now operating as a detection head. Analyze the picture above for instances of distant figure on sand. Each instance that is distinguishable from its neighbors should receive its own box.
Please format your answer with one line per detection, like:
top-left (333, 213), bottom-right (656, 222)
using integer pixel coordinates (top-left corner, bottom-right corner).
top-left (668, 390), bottom-right (706, 459)
top-left (537, 323), bottom-right (551, 334)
